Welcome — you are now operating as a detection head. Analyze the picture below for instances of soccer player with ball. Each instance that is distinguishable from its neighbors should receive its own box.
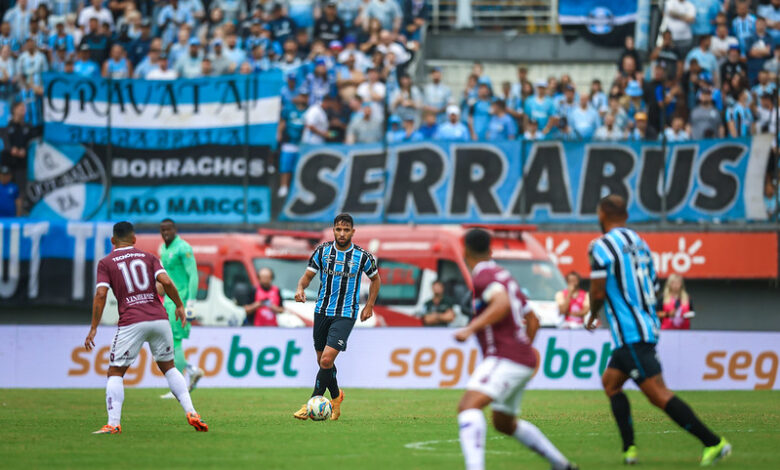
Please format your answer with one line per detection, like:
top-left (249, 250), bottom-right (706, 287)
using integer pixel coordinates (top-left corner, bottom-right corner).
top-left (293, 213), bottom-right (381, 421)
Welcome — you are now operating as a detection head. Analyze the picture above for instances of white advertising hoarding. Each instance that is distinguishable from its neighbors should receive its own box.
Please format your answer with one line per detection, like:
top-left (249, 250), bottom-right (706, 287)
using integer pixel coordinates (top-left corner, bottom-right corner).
top-left (0, 327), bottom-right (777, 390)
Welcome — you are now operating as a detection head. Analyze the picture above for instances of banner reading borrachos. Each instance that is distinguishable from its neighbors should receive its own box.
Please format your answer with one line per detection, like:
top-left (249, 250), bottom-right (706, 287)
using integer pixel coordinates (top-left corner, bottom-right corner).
top-left (42, 72), bottom-right (282, 148)
top-left (281, 137), bottom-right (772, 224)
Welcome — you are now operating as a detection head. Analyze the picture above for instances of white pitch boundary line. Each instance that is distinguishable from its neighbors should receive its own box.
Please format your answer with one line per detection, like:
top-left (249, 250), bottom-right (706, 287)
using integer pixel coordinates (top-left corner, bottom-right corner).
top-left (404, 429), bottom-right (758, 452)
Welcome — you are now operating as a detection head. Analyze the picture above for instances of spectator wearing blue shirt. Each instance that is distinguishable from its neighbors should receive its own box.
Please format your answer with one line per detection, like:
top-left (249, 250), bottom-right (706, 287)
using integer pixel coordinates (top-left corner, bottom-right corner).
top-left (0, 165), bottom-right (21, 217)
top-left (366, 0), bottom-right (403, 34)
top-left (589, 79), bottom-right (608, 115)
top-left (0, 163), bottom-right (21, 216)
top-left (524, 81), bottom-right (556, 131)
top-left (568, 94), bottom-right (601, 140)
top-left (752, 70), bottom-right (777, 101)
top-left (422, 67), bottom-right (451, 121)
top-left (467, 82), bottom-right (493, 141)
top-left (732, 0), bottom-right (757, 52)
top-left (418, 111), bottom-right (438, 139)
top-left (223, 33), bottom-right (246, 66)
top-left (745, 18), bottom-right (775, 84)
top-left (685, 36), bottom-right (718, 79)
top-left (726, 90), bottom-right (754, 137)
top-left (0, 22), bottom-right (20, 55)
top-left (691, 0), bottom-right (722, 37)
top-left (394, 116), bottom-right (424, 142)
top-left (523, 119), bottom-right (545, 140)
top-left (434, 105), bottom-right (470, 141)
top-left (277, 91), bottom-right (309, 198)
top-left (157, 0), bottom-right (194, 48)
top-left (3, 0), bottom-right (31, 45)
top-left (758, 0), bottom-right (780, 44)
top-left (664, 115), bottom-right (691, 142)
top-left (73, 44), bottom-right (99, 77)
top-left (485, 99), bottom-right (517, 141)
top-left (49, 21), bottom-right (75, 55)
top-left (304, 58), bottom-right (335, 105)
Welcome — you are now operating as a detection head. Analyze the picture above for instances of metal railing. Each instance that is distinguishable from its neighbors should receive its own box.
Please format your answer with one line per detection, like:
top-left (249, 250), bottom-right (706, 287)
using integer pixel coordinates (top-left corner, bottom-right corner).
top-left (430, 0), bottom-right (560, 33)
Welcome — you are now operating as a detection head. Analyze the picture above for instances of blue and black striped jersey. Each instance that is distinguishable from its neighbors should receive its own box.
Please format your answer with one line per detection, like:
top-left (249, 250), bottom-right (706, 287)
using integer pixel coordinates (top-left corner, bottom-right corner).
top-left (589, 228), bottom-right (661, 347)
top-left (307, 241), bottom-right (378, 318)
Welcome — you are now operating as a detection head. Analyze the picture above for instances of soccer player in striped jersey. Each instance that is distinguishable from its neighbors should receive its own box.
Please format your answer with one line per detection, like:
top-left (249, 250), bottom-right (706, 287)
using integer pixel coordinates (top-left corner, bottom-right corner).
top-left (292, 213), bottom-right (381, 421)
top-left (587, 195), bottom-right (730, 466)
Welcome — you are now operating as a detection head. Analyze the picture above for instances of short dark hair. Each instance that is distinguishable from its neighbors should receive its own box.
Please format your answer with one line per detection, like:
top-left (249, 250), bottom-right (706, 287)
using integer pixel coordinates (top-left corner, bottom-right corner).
top-left (464, 228), bottom-right (491, 255)
top-left (597, 194), bottom-right (628, 219)
top-left (161, 218), bottom-right (175, 226)
top-left (113, 221), bottom-right (135, 240)
top-left (334, 213), bottom-right (354, 227)
top-left (566, 271), bottom-right (581, 281)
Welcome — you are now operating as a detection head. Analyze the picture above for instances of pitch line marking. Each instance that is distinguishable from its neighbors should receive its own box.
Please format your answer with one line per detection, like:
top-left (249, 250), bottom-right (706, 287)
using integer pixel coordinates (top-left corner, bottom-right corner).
top-left (404, 429), bottom-right (758, 452)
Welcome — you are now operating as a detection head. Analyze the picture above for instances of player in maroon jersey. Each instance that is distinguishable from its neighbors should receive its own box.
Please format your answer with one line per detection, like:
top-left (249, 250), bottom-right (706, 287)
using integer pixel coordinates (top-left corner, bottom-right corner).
top-left (84, 221), bottom-right (208, 434)
top-left (454, 228), bottom-right (577, 470)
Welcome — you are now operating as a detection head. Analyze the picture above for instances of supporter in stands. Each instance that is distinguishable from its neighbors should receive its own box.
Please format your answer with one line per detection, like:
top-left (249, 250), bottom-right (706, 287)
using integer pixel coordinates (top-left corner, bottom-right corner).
top-left (663, 0), bottom-right (696, 56)
top-left (73, 43), bottom-right (98, 77)
top-left (467, 82), bottom-right (493, 141)
top-left (732, 0), bottom-right (757, 52)
top-left (79, 0), bottom-right (113, 33)
top-left (418, 110), bottom-right (438, 139)
top-left (555, 271), bottom-right (589, 329)
top-left (726, 89), bottom-right (754, 137)
top-left (594, 113), bottom-right (626, 141)
top-left (765, 177), bottom-right (778, 220)
top-left (16, 37), bottom-right (47, 85)
top-left (651, 30), bottom-right (683, 80)
top-left (569, 94), bottom-right (601, 140)
top-left (314, 1), bottom-right (345, 43)
top-left (623, 80), bottom-right (645, 122)
top-left (146, 52), bottom-right (176, 79)
top-left (589, 79), bottom-right (608, 115)
top-left (523, 119), bottom-right (544, 140)
top-left (346, 100), bottom-right (383, 144)
top-left (524, 80), bottom-right (555, 133)
top-left (618, 35), bottom-right (642, 75)
top-left (4, 0), bottom-right (32, 45)
top-left (434, 105), bottom-right (469, 141)
top-left (302, 92), bottom-right (330, 144)
top-left (208, 38), bottom-right (235, 75)
top-left (395, 115), bottom-right (423, 142)
top-left (690, 0), bottom-right (721, 39)
top-left (102, 43), bottom-right (132, 78)
top-left (244, 267), bottom-right (284, 327)
top-left (664, 115), bottom-right (691, 141)
top-left (277, 90), bottom-right (307, 198)
top-left (0, 164), bottom-right (21, 217)
top-left (356, 66), bottom-right (385, 109)
top-left (391, 73), bottom-right (422, 124)
top-left (710, 21), bottom-right (738, 65)
top-left (745, 17), bottom-right (774, 84)
top-left (685, 36), bottom-right (718, 83)
top-left (607, 95), bottom-right (630, 135)
top-left (555, 84), bottom-right (577, 120)
top-left (658, 274), bottom-right (693, 330)
top-left (1, 101), bottom-right (31, 205)
top-left (720, 44), bottom-right (746, 85)
top-left (690, 86), bottom-right (724, 139)
top-left (417, 280), bottom-right (456, 327)
top-left (760, 0), bottom-right (780, 43)
top-left (422, 66), bottom-right (450, 121)
top-left (764, 46), bottom-right (780, 76)
top-left (365, 0), bottom-right (403, 35)
top-left (485, 99), bottom-right (516, 141)
top-left (629, 112), bottom-right (659, 140)
top-left (402, 0), bottom-right (428, 43)
top-left (0, 44), bottom-right (14, 96)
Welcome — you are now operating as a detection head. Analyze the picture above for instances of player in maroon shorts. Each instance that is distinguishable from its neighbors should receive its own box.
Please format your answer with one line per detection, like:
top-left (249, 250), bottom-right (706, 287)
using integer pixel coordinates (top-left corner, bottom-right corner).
top-left (455, 228), bottom-right (577, 470)
top-left (84, 221), bottom-right (208, 434)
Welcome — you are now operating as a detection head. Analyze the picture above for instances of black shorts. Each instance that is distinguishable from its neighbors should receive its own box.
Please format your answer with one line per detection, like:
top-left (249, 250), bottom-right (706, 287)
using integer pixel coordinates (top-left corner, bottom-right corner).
top-left (313, 314), bottom-right (356, 352)
top-left (607, 342), bottom-right (662, 385)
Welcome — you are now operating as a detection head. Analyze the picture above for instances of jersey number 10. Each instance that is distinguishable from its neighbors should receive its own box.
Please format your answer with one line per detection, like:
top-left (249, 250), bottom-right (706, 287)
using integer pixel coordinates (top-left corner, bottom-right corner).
top-left (117, 260), bottom-right (151, 293)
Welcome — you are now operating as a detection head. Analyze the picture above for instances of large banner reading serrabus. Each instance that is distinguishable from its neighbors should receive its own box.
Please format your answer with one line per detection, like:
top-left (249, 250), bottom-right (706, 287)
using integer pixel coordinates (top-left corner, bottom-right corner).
top-left (281, 137), bottom-right (771, 224)
top-left (0, 327), bottom-right (777, 390)
top-left (43, 72), bottom-right (282, 148)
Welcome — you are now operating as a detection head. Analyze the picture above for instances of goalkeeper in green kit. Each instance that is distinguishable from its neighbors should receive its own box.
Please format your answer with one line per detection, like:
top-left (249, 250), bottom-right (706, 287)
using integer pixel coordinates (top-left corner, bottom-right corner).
top-left (158, 218), bottom-right (204, 398)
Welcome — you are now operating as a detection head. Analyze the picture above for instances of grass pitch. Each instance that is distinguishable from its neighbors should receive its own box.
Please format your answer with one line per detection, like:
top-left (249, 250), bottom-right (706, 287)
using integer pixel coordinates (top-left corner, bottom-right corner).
top-left (0, 389), bottom-right (777, 469)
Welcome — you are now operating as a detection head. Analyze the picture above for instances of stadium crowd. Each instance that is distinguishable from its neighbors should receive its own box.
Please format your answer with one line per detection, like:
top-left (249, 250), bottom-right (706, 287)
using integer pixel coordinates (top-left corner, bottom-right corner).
top-left (0, 0), bottom-right (778, 216)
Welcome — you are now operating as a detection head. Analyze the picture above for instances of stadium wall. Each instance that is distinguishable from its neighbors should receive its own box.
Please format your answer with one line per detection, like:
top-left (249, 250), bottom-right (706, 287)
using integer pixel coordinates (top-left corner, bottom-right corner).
top-left (1, 327), bottom-right (777, 390)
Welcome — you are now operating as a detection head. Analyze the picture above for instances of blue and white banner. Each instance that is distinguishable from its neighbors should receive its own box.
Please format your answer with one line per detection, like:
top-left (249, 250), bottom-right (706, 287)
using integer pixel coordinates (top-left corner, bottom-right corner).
top-left (0, 219), bottom-right (113, 305)
top-left (559, 0), bottom-right (637, 34)
top-left (281, 137), bottom-right (772, 224)
top-left (42, 72), bottom-right (282, 149)
top-left (27, 141), bottom-right (273, 224)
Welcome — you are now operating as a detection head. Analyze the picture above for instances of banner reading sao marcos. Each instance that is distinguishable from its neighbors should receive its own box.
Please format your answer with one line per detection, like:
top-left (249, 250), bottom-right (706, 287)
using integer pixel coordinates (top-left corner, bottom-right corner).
top-left (536, 232), bottom-right (779, 279)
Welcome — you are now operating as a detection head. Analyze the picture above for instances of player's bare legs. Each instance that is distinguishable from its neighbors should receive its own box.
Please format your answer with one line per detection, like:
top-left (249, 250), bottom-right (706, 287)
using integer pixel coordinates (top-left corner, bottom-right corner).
top-left (157, 359), bottom-right (208, 432)
top-left (638, 374), bottom-right (728, 465)
top-left (602, 367), bottom-right (636, 462)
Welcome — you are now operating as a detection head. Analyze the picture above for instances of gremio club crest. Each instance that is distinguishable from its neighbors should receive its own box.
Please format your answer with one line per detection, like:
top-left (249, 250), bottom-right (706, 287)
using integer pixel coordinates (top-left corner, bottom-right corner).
top-left (27, 141), bottom-right (108, 220)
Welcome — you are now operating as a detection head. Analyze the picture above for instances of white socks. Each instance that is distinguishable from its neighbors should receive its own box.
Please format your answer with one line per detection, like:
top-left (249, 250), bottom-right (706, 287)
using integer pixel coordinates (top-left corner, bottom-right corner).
top-left (165, 368), bottom-right (196, 414)
top-left (106, 376), bottom-right (124, 426)
top-left (513, 419), bottom-right (570, 470)
top-left (458, 409), bottom-right (487, 470)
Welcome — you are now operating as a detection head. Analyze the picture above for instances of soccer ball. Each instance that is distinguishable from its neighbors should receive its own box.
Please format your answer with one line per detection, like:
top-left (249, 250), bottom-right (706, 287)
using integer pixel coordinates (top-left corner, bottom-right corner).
top-left (306, 396), bottom-right (332, 421)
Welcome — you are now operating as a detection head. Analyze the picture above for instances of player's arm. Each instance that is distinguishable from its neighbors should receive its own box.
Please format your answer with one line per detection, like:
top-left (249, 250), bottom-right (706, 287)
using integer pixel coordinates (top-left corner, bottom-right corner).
top-left (158, 271), bottom-right (186, 327)
top-left (295, 269), bottom-right (316, 302)
top-left (524, 309), bottom-right (540, 343)
top-left (360, 272), bottom-right (381, 322)
top-left (587, 278), bottom-right (606, 330)
top-left (454, 285), bottom-right (511, 342)
top-left (84, 286), bottom-right (109, 351)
